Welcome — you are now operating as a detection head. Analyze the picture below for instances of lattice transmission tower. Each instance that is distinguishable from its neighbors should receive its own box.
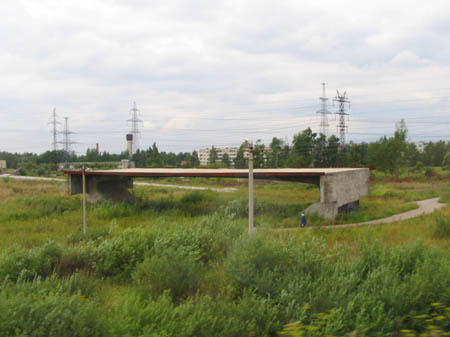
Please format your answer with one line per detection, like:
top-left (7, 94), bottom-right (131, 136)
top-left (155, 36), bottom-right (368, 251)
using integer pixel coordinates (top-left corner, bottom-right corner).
top-left (127, 101), bottom-right (143, 153)
top-left (48, 108), bottom-right (61, 169)
top-left (316, 83), bottom-right (332, 136)
top-left (58, 117), bottom-right (76, 162)
top-left (334, 90), bottom-right (351, 148)
top-left (48, 108), bottom-right (60, 152)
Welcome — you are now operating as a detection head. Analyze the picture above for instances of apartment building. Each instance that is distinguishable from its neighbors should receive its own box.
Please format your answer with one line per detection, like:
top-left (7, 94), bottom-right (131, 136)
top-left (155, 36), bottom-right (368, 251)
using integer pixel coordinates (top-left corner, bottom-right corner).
top-left (198, 147), bottom-right (244, 166)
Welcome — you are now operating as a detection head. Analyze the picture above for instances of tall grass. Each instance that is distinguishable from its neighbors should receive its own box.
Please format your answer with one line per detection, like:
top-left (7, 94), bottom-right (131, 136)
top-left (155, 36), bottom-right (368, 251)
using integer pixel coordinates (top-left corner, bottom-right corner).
top-left (433, 213), bottom-right (450, 238)
top-left (0, 176), bottom-right (449, 336)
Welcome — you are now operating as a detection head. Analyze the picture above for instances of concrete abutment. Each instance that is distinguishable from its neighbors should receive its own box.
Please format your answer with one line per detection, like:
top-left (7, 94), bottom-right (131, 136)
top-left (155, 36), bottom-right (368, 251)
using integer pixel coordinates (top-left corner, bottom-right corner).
top-left (68, 174), bottom-right (133, 202)
top-left (305, 169), bottom-right (370, 218)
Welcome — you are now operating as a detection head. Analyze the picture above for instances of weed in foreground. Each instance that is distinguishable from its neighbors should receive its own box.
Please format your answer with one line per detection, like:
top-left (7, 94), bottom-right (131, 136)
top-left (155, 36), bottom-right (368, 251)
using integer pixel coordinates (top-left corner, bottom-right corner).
top-left (433, 214), bottom-right (450, 238)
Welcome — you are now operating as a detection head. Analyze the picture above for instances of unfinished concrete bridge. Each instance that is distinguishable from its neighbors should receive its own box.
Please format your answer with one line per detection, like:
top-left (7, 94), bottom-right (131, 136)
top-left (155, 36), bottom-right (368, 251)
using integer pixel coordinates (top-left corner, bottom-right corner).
top-left (65, 168), bottom-right (370, 219)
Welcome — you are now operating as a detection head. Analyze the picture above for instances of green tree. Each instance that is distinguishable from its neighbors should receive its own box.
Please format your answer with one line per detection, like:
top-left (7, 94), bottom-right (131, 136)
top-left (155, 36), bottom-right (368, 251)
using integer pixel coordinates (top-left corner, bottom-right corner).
top-left (253, 140), bottom-right (266, 168)
top-left (292, 128), bottom-right (316, 167)
top-left (133, 149), bottom-right (147, 167)
top-left (222, 153), bottom-right (231, 168)
top-left (326, 135), bottom-right (340, 167)
top-left (146, 143), bottom-right (162, 167)
top-left (313, 133), bottom-right (327, 167)
top-left (234, 144), bottom-right (247, 168)
top-left (285, 152), bottom-right (302, 167)
top-left (367, 120), bottom-right (409, 174)
top-left (443, 151), bottom-right (450, 170)
top-left (268, 137), bottom-right (284, 168)
top-left (406, 142), bottom-right (421, 167)
top-left (191, 151), bottom-right (200, 167)
top-left (209, 146), bottom-right (218, 165)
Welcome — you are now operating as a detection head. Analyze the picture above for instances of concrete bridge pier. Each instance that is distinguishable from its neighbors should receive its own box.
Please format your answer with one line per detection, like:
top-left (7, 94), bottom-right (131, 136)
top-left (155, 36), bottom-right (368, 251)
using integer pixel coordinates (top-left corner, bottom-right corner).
top-left (305, 169), bottom-right (370, 219)
top-left (68, 174), bottom-right (134, 202)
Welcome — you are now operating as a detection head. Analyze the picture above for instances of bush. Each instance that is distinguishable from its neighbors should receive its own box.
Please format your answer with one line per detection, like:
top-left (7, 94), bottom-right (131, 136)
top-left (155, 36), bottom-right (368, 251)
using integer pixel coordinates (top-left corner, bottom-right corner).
top-left (59, 242), bottom-right (98, 275)
top-left (0, 282), bottom-right (107, 337)
top-left (133, 246), bottom-right (204, 300)
top-left (0, 241), bottom-right (62, 282)
top-left (111, 291), bottom-right (281, 337)
top-left (66, 227), bottom-right (110, 244)
top-left (36, 240), bottom-right (63, 276)
top-left (18, 167), bottom-right (27, 176)
top-left (424, 167), bottom-right (435, 177)
top-left (222, 198), bottom-right (300, 219)
top-left (94, 227), bottom-right (155, 279)
top-left (180, 190), bottom-right (217, 216)
top-left (153, 227), bottom-right (226, 264)
top-left (225, 234), bottom-right (298, 297)
top-left (59, 271), bottom-right (99, 298)
top-left (0, 248), bottom-right (37, 282)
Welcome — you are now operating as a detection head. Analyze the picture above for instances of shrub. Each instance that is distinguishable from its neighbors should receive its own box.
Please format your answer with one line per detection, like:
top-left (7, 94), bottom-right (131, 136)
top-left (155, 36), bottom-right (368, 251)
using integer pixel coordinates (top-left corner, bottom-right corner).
top-left (59, 242), bottom-right (97, 275)
top-left (225, 234), bottom-right (294, 297)
top-left (0, 241), bottom-right (62, 282)
top-left (94, 227), bottom-right (155, 279)
top-left (0, 282), bottom-right (107, 337)
top-left (433, 213), bottom-right (450, 238)
top-left (18, 167), bottom-right (27, 176)
top-left (59, 271), bottom-right (99, 298)
top-left (424, 167), bottom-right (434, 177)
top-left (0, 248), bottom-right (37, 282)
top-left (133, 246), bottom-right (204, 300)
top-left (180, 190), bottom-right (217, 216)
top-left (153, 227), bottom-right (225, 264)
top-left (222, 198), bottom-right (300, 219)
top-left (35, 240), bottom-right (63, 276)
top-left (66, 227), bottom-right (110, 244)
top-left (111, 291), bottom-right (281, 337)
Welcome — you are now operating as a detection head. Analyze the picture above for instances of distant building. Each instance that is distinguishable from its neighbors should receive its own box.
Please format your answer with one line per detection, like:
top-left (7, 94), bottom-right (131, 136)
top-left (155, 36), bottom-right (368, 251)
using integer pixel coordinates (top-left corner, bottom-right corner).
top-left (414, 141), bottom-right (427, 153)
top-left (199, 147), bottom-right (245, 166)
top-left (0, 160), bottom-right (6, 169)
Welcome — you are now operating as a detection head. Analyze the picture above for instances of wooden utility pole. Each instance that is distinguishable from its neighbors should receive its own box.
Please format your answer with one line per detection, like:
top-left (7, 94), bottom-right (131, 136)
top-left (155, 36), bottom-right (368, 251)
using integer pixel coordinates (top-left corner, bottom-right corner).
top-left (248, 142), bottom-right (254, 233)
top-left (82, 165), bottom-right (87, 234)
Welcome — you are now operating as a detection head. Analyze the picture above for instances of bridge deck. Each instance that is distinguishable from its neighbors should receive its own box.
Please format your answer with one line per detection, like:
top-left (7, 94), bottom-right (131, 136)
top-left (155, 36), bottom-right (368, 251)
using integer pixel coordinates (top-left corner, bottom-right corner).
top-left (64, 167), bottom-right (366, 179)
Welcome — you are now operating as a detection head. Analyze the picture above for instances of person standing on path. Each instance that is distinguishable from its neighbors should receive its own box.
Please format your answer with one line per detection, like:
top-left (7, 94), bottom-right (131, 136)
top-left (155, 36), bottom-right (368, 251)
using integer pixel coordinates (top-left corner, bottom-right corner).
top-left (300, 213), bottom-right (307, 227)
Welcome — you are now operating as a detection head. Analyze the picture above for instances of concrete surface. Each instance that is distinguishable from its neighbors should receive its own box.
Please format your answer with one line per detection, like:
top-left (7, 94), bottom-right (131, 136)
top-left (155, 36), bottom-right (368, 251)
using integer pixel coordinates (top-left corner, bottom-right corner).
top-left (305, 168), bottom-right (370, 218)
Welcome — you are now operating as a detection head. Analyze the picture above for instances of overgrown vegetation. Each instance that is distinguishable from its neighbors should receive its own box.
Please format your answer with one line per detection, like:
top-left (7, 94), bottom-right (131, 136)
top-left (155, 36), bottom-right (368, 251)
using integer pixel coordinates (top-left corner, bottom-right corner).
top-left (0, 174), bottom-right (448, 336)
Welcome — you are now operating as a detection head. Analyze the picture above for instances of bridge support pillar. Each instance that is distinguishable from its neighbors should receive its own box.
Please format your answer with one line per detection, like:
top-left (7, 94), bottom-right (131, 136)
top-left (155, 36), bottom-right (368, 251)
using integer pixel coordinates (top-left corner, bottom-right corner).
top-left (68, 174), bottom-right (134, 202)
top-left (305, 169), bottom-right (370, 219)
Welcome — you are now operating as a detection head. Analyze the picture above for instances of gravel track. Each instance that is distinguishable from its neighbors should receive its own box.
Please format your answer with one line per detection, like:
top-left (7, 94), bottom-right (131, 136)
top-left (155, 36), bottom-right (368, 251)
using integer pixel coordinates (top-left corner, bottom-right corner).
top-left (314, 197), bottom-right (446, 230)
top-left (0, 174), bottom-right (236, 193)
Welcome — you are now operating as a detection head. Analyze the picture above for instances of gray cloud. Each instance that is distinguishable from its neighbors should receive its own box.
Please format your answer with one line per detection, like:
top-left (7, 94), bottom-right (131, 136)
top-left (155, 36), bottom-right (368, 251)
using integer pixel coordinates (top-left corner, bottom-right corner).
top-left (1, 0), bottom-right (449, 154)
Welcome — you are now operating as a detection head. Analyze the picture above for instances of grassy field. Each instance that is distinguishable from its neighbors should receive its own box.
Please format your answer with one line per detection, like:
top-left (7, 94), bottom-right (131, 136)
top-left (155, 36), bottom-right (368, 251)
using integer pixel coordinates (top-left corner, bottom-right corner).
top-left (0, 171), bottom-right (449, 336)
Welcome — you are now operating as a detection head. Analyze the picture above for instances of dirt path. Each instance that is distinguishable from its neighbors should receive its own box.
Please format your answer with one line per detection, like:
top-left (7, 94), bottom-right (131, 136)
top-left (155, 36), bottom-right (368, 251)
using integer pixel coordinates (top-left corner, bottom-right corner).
top-left (315, 197), bottom-right (446, 229)
top-left (0, 174), bottom-right (64, 182)
top-left (0, 174), bottom-right (236, 193)
top-left (134, 182), bottom-right (236, 193)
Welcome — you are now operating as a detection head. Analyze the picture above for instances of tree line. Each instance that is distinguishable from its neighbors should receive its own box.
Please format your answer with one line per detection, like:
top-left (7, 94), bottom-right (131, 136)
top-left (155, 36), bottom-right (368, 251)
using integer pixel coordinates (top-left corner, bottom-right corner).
top-left (1, 120), bottom-right (449, 174)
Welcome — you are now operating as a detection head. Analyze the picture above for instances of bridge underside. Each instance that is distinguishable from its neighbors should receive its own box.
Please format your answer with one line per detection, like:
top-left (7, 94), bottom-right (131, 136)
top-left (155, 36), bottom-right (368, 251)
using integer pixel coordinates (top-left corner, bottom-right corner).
top-left (66, 168), bottom-right (370, 219)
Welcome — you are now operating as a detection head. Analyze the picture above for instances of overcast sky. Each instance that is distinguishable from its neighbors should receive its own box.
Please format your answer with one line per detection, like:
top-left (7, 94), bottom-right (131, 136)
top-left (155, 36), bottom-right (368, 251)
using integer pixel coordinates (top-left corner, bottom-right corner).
top-left (1, 0), bottom-right (450, 155)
